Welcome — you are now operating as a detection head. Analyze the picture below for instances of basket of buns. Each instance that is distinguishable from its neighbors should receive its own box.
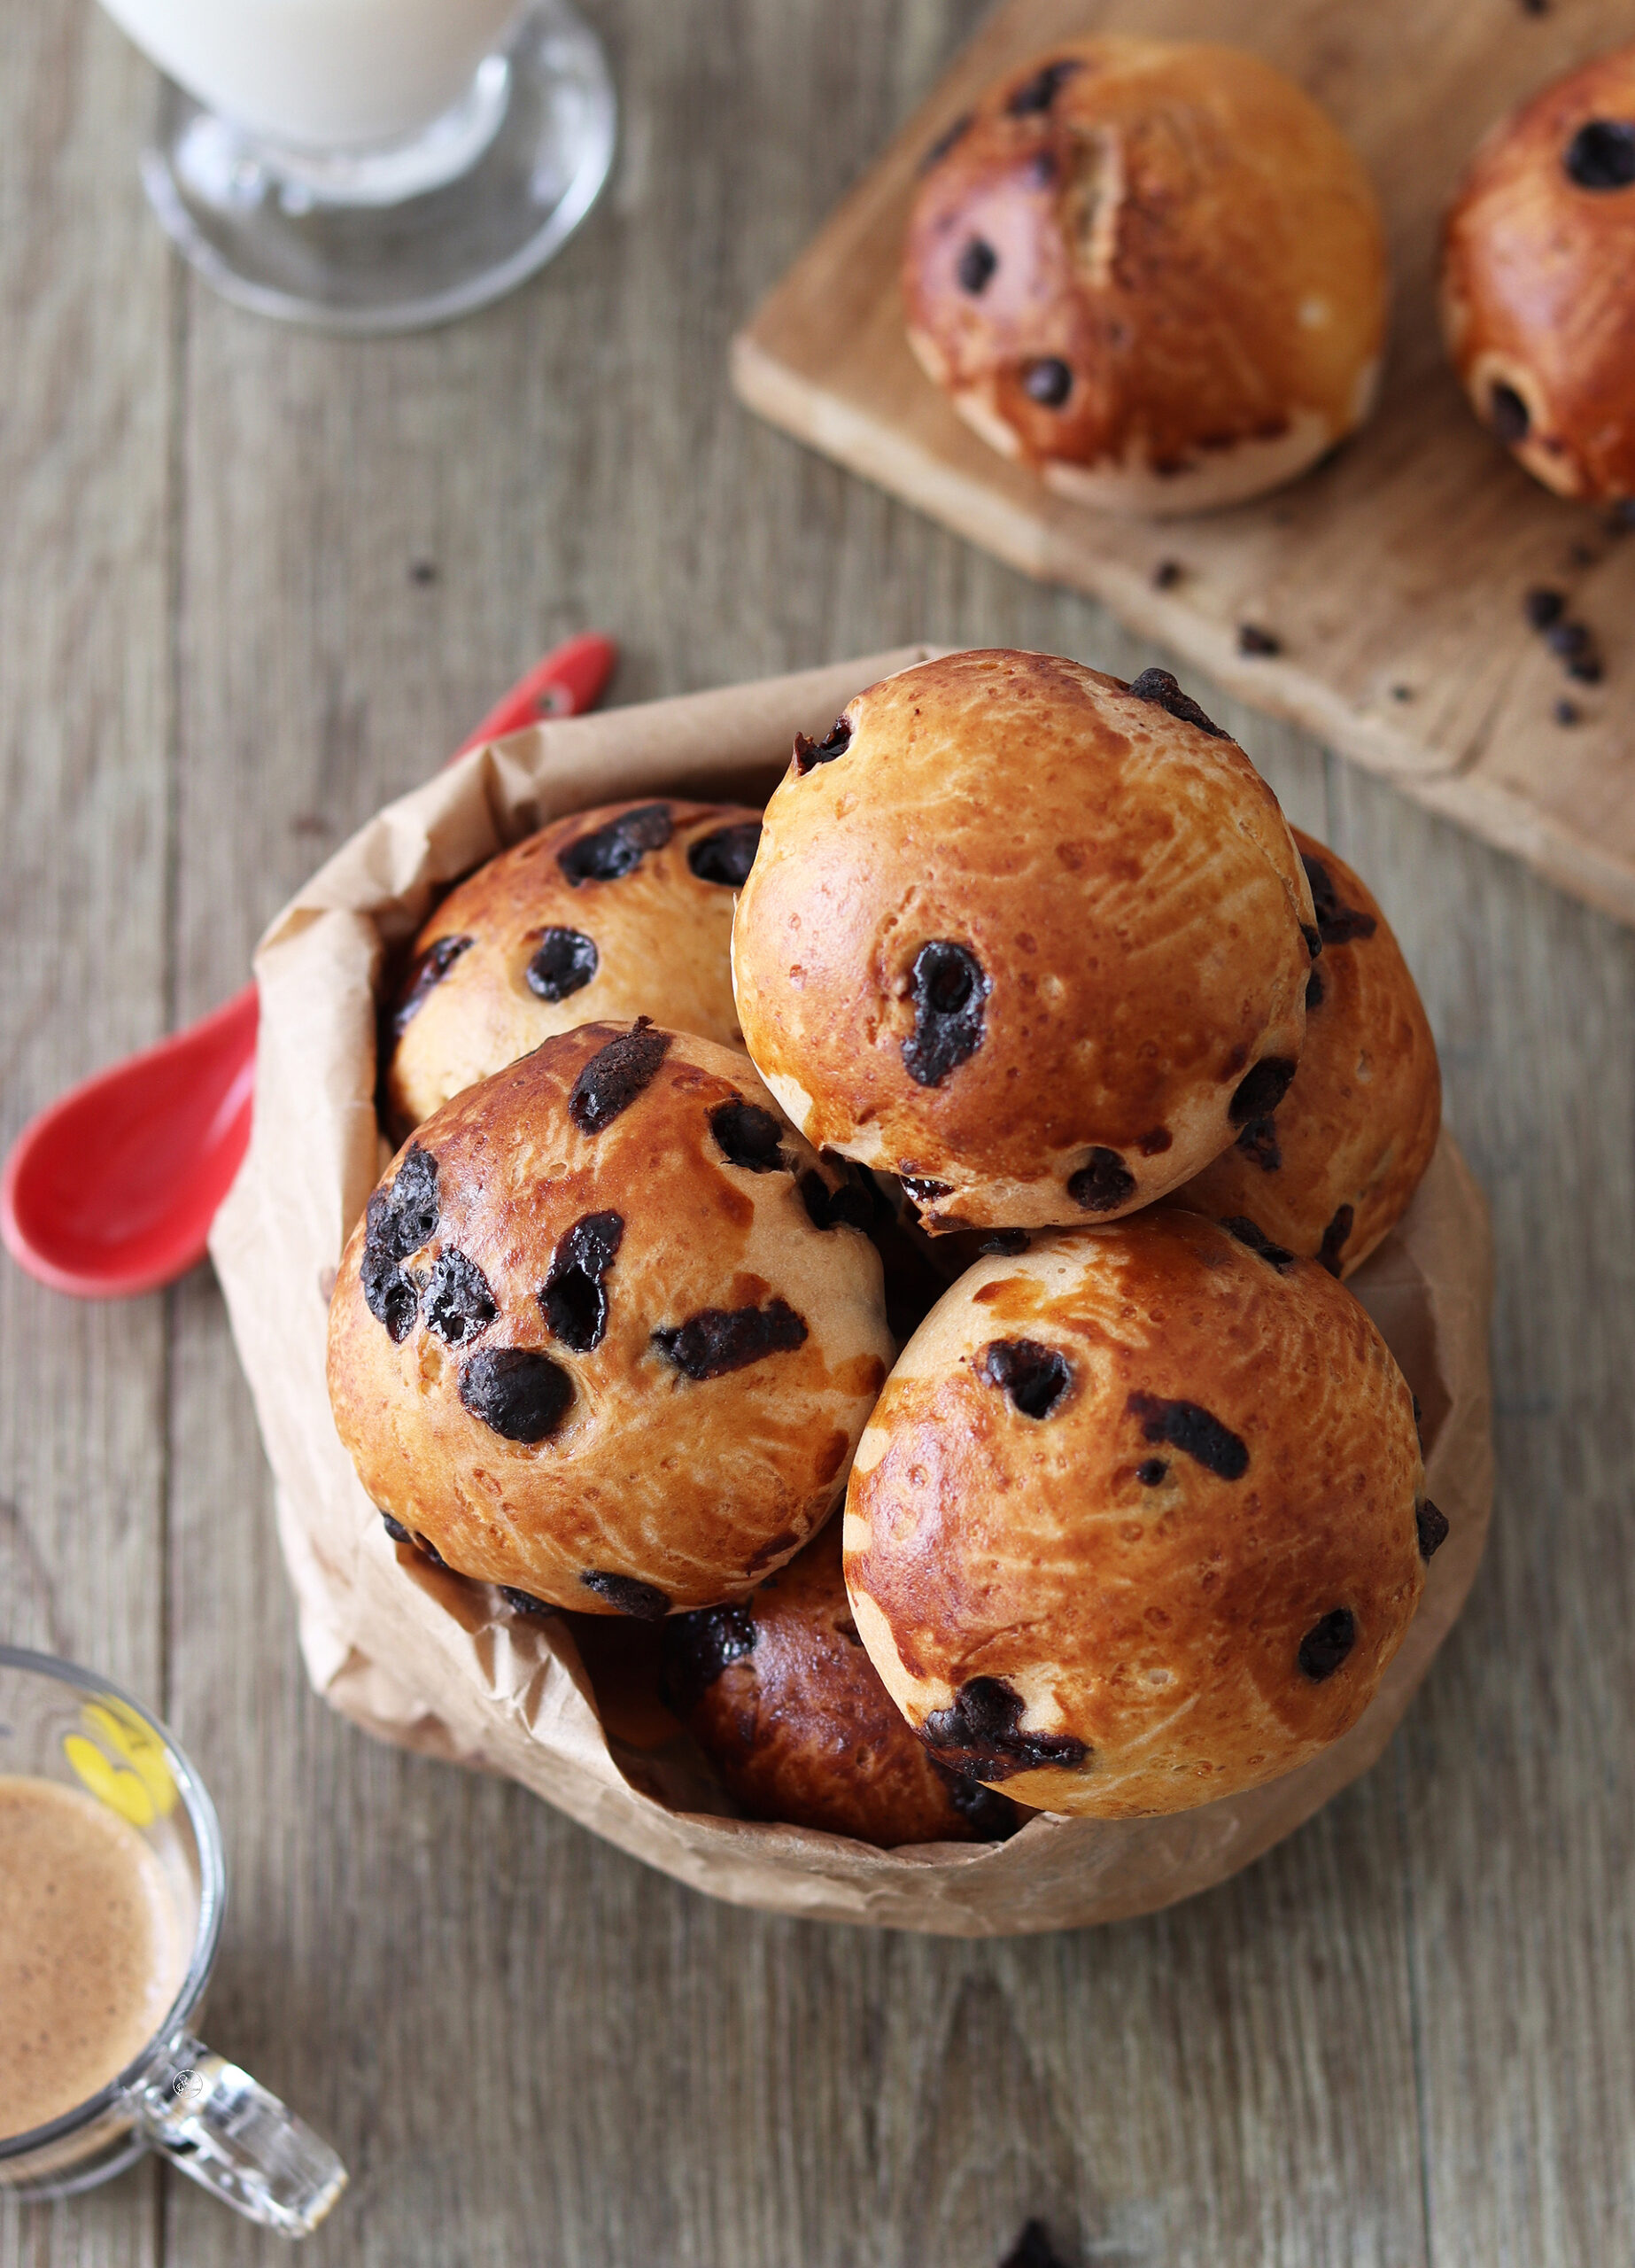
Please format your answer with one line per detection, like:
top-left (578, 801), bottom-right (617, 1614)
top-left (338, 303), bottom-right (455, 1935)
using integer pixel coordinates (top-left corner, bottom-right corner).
top-left (213, 644), bottom-right (1492, 1935)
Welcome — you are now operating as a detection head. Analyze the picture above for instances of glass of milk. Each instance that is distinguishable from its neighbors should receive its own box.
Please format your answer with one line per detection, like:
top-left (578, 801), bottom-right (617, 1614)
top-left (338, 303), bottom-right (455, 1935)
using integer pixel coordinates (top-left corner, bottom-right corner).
top-left (95, 0), bottom-right (616, 330)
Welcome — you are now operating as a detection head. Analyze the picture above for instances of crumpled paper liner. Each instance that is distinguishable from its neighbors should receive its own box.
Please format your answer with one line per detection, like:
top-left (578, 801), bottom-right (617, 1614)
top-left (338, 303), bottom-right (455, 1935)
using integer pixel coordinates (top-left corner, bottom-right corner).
top-left (212, 650), bottom-right (1493, 1938)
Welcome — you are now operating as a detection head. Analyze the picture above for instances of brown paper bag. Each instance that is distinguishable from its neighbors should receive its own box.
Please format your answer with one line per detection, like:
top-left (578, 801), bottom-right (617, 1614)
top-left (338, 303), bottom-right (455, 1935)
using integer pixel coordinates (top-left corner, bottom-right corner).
top-left (212, 650), bottom-right (1493, 1937)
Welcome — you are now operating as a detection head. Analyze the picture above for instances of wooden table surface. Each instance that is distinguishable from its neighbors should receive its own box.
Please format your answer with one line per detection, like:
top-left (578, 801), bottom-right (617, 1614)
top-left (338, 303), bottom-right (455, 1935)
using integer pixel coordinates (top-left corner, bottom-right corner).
top-left (2, 4), bottom-right (1630, 2264)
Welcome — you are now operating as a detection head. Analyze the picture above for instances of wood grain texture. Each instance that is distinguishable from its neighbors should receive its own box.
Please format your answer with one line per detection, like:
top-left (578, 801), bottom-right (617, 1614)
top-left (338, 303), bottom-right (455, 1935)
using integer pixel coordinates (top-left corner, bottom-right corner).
top-left (734, 0), bottom-right (1635, 928)
top-left (1, 0), bottom-right (1631, 2262)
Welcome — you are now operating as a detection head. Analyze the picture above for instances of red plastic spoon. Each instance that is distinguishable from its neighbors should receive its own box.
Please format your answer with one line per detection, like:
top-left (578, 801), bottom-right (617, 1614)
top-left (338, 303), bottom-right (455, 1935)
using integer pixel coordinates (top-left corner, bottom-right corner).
top-left (1, 632), bottom-right (617, 1299)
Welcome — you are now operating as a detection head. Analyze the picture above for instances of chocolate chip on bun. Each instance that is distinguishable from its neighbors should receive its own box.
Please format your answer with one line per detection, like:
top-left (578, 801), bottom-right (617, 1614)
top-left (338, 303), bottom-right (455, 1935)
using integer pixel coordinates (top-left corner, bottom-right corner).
top-left (844, 1208), bottom-right (1437, 1817)
top-left (731, 649), bottom-right (1317, 1233)
top-left (328, 1022), bottom-right (892, 1616)
top-left (384, 797), bottom-right (763, 1133)
top-left (1173, 831), bottom-right (1441, 1277)
top-left (904, 36), bottom-right (1389, 513)
top-left (661, 1522), bottom-right (1026, 1845)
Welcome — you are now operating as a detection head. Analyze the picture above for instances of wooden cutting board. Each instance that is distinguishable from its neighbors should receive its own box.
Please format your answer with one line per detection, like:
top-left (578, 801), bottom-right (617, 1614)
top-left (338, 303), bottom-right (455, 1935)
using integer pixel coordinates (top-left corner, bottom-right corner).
top-left (732, 0), bottom-right (1635, 928)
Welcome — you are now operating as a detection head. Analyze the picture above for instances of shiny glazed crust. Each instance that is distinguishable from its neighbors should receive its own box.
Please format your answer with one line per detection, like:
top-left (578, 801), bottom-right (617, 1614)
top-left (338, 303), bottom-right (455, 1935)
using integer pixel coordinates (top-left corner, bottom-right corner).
top-left (385, 797), bottom-right (762, 1133)
top-left (903, 36), bottom-right (1388, 514)
top-left (844, 1210), bottom-right (1428, 1817)
top-left (731, 649), bottom-right (1316, 1231)
top-left (1442, 43), bottom-right (1635, 501)
top-left (328, 1024), bottom-right (893, 1614)
top-left (663, 1523), bottom-right (1024, 1845)
top-left (1173, 831), bottom-right (1441, 1277)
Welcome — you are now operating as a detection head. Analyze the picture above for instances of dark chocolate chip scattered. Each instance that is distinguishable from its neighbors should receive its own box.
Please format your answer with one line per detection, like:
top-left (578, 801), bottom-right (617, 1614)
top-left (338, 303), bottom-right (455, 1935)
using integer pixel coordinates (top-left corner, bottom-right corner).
top-left (569, 1021), bottom-right (670, 1135)
top-left (540, 1209), bottom-right (624, 1352)
top-left (557, 802), bottom-right (673, 886)
top-left (1568, 651), bottom-right (1604, 685)
top-left (1127, 665), bottom-right (1228, 739)
top-left (391, 935), bottom-right (473, 1036)
top-left (999, 2220), bottom-right (1070, 2268)
top-left (1554, 698), bottom-right (1581, 726)
top-left (1135, 1458), bottom-right (1168, 1487)
top-left (381, 1512), bottom-right (412, 1543)
top-left (982, 1339), bottom-right (1073, 1419)
top-left (980, 1228), bottom-right (1030, 1255)
top-left (1152, 559), bottom-right (1183, 591)
top-left (1137, 1127), bottom-right (1173, 1157)
top-left (1301, 851), bottom-right (1377, 946)
top-left (1237, 623), bottom-right (1282, 656)
top-left (1524, 586), bottom-right (1565, 630)
top-left (580, 1571), bottom-right (670, 1621)
top-left (1317, 1203), bottom-right (1354, 1277)
top-left (920, 1676), bottom-right (1088, 1782)
top-left (1229, 1057), bottom-right (1297, 1126)
top-left (1546, 618), bottom-right (1592, 659)
top-left (1391, 683), bottom-right (1414, 702)
top-left (409, 558), bottom-right (438, 586)
top-left (458, 1347), bottom-right (574, 1442)
top-left (934, 1761), bottom-right (1025, 1841)
top-left (919, 110), bottom-right (973, 172)
top-left (1006, 58), bottom-right (1082, 113)
top-left (1489, 383), bottom-right (1530, 442)
top-left (1220, 1216), bottom-right (1297, 1272)
top-left (799, 1169), bottom-right (873, 1232)
top-left (653, 1298), bottom-right (808, 1379)
top-left (1067, 1147), bottom-right (1136, 1213)
top-left (1564, 119), bottom-right (1635, 190)
top-left (366, 1144), bottom-right (440, 1262)
top-left (361, 1247), bottom-right (420, 1342)
top-left (792, 717), bottom-right (852, 774)
top-left (1416, 1500), bottom-right (1450, 1562)
top-left (1298, 1606), bottom-right (1356, 1681)
top-left (1127, 1392), bottom-right (1249, 1480)
top-left (1236, 1117), bottom-right (1282, 1173)
top-left (422, 1247), bottom-right (499, 1347)
top-left (500, 1586), bottom-right (555, 1618)
top-left (957, 237), bottom-right (998, 294)
top-left (899, 1174), bottom-right (953, 1206)
top-left (903, 940), bottom-right (990, 1086)
top-left (1022, 357), bottom-right (1073, 408)
top-left (659, 1604), bottom-right (757, 1714)
top-left (413, 1531), bottom-right (448, 1569)
top-left (687, 819), bottom-right (763, 887)
top-left (709, 1099), bottom-right (787, 1173)
top-left (526, 926), bottom-right (598, 1002)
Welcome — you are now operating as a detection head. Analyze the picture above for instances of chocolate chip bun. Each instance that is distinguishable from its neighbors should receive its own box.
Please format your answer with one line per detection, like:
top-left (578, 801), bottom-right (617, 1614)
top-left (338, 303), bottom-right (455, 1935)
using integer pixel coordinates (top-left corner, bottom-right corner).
top-left (1173, 832), bottom-right (1440, 1278)
top-left (328, 1022), bottom-right (893, 1617)
top-left (844, 1209), bottom-right (1439, 1817)
top-left (1443, 43), bottom-right (1635, 501)
top-left (731, 649), bottom-right (1317, 1234)
top-left (661, 1523), bottom-right (1025, 1846)
top-left (904, 37), bottom-right (1388, 514)
top-left (385, 798), bottom-right (763, 1133)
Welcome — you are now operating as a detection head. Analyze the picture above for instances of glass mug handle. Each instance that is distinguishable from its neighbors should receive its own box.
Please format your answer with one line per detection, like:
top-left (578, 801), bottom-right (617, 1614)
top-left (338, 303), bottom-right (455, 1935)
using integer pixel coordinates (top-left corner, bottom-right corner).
top-left (125, 2029), bottom-right (347, 2237)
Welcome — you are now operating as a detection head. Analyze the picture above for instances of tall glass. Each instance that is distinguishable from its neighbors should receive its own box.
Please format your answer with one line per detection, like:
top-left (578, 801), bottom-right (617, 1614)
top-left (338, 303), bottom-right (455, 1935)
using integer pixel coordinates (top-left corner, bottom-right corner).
top-left (0, 1647), bottom-right (345, 2236)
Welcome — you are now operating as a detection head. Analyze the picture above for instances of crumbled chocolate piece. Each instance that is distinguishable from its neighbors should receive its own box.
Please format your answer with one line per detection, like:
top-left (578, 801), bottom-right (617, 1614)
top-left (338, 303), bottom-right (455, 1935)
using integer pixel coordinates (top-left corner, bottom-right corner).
top-left (1317, 1203), bottom-right (1354, 1276)
top-left (933, 1761), bottom-right (1025, 1840)
top-left (422, 1247), bottom-right (499, 1347)
top-left (709, 1099), bottom-right (787, 1173)
top-left (361, 1247), bottom-right (420, 1342)
top-left (1564, 119), bottom-right (1635, 190)
top-left (981, 1339), bottom-right (1073, 1419)
top-left (580, 1571), bottom-right (671, 1621)
top-left (1236, 1117), bottom-right (1282, 1172)
top-left (557, 802), bottom-right (673, 886)
top-left (1489, 383), bottom-right (1530, 442)
top-left (1067, 1147), bottom-right (1136, 1213)
top-left (920, 1676), bottom-right (1089, 1781)
top-left (1306, 968), bottom-right (1325, 1010)
top-left (980, 1228), bottom-right (1030, 1255)
top-left (381, 1512), bottom-right (412, 1543)
top-left (799, 1169), bottom-right (873, 1232)
top-left (1135, 1458), bottom-right (1168, 1487)
top-left (458, 1348), bottom-right (574, 1441)
top-left (1524, 586), bottom-right (1565, 629)
top-left (903, 940), bottom-right (989, 1086)
top-left (687, 819), bottom-right (762, 887)
top-left (1416, 1500), bottom-right (1450, 1561)
top-left (1298, 1606), bottom-right (1356, 1681)
top-left (1554, 698), bottom-right (1581, 726)
top-left (957, 237), bottom-right (998, 293)
top-left (360, 1144), bottom-right (441, 1339)
top-left (792, 717), bottom-right (852, 774)
top-left (660, 1604), bottom-right (757, 1714)
top-left (919, 110), bottom-right (973, 172)
top-left (540, 1209), bottom-right (624, 1352)
top-left (1220, 1216), bottom-right (1296, 1272)
top-left (1127, 665), bottom-right (1228, 740)
top-left (500, 1586), bottom-right (555, 1618)
top-left (569, 1021), bottom-right (670, 1134)
top-left (1300, 851), bottom-right (1377, 947)
top-left (391, 935), bottom-right (473, 1036)
top-left (999, 2221), bottom-right (1071, 2268)
top-left (1006, 58), bottom-right (1082, 113)
top-left (1229, 1057), bottom-right (1297, 1126)
top-left (1237, 623), bottom-right (1281, 656)
top-left (526, 926), bottom-right (598, 1001)
top-left (653, 1298), bottom-right (808, 1379)
top-left (1127, 1392), bottom-right (1249, 1480)
top-left (1022, 358), bottom-right (1073, 408)
top-left (1152, 559), bottom-right (1182, 591)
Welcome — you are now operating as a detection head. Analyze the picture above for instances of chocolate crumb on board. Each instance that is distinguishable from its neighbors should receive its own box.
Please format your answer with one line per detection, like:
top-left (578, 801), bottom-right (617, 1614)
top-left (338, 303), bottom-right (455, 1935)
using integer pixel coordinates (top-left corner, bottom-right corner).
top-left (1236, 622), bottom-right (1281, 656)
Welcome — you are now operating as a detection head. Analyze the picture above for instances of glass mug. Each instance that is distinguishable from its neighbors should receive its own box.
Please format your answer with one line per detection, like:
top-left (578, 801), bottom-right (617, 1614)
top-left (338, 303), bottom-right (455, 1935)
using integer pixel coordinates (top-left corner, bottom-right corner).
top-left (0, 1647), bottom-right (345, 2237)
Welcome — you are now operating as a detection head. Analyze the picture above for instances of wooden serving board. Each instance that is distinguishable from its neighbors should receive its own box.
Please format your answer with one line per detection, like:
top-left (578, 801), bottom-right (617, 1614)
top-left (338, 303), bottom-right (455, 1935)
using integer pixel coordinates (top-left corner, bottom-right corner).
top-left (733, 0), bottom-right (1635, 928)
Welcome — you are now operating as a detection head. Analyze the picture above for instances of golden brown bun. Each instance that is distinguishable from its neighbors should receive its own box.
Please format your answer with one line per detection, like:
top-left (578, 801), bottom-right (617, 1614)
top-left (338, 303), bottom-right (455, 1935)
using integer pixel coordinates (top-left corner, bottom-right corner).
top-left (1173, 831), bottom-right (1441, 1277)
top-left (844, 1210), bottom-right (1436, 1817)
top-left (660, 1523), bottom-right (1025, 1846)
top-left (1443, 43), bottom-right (1635, 501)
top-left (328, 1023), bottom-right (893, 1616)
top-left (903, 37), bottom-right (1387, 514)
top-left (385, 798), bottom-right (762, 1133)
top-left (731, 649), bottom-right (1317, 1232)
